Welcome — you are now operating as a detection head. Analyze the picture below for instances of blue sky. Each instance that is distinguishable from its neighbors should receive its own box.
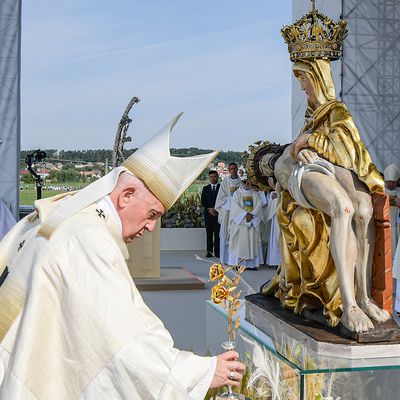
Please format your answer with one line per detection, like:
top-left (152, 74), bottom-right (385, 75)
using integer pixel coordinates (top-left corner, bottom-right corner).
top-left (21, 1), bottom-right (293, 153)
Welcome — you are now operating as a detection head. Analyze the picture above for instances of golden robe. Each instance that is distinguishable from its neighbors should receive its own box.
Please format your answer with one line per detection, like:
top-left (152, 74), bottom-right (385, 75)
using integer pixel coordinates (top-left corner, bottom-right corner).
top-left (264, 60), bottom-right (384, 327)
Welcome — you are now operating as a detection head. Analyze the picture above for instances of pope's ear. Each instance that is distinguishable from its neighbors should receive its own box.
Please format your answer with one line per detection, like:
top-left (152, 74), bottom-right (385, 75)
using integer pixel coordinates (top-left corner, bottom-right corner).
top-left (120, 185), bottom-right (137, 206)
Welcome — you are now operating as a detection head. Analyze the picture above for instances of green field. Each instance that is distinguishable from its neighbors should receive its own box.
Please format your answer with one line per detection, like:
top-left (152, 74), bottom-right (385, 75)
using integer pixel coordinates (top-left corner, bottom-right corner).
top-left (19, 182), bottom-right (91, 206)
top-left (19, 181), bottom-right (208, 206)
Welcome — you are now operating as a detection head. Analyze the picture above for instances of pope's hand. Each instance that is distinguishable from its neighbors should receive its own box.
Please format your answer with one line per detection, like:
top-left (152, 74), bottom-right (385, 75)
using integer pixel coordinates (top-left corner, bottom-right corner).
top-left (210, 351), bottom-right (246, 388)
top-left (290, 133), bottom-right (311, 163)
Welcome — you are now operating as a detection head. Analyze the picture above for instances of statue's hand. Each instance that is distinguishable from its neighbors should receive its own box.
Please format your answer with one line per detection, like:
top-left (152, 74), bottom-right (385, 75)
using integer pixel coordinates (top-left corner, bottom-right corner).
top-left (297, 149), bottom-right (318, 166)
top-left (290, 133), bottom-right (312, 162)
top-left (267, 176), bottom-right (275, 189)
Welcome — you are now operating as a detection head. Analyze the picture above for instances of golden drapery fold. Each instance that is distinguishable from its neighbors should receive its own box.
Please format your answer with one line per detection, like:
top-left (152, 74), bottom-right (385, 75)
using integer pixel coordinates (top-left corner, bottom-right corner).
top-left (264, 59), bottom-right (384, 327)
top-left (265, 190), bottom-right (343, 327)
top-left (306, 100), bottom-right (384, 194)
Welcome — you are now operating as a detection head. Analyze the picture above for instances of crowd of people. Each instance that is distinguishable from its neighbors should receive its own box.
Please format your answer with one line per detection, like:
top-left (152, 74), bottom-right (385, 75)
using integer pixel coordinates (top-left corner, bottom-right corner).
top-left (20, 185), bottom-right (83, 191)
top-left (201, 163), bottom-right (281, 270)
top-left (200, 159), bottom-right (400, 280)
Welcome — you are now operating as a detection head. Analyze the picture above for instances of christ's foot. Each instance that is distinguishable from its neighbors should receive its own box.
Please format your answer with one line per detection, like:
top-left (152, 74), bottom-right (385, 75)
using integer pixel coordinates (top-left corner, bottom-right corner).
top-left (359, 298), bottom-right (390, 323)
top-left (341, 305), bottom-right (374, 333)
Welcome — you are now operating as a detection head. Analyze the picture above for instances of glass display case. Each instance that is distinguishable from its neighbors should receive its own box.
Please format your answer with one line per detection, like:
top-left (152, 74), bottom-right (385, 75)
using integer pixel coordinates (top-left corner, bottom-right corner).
top-left (206, 300), bottom-right (400, 400)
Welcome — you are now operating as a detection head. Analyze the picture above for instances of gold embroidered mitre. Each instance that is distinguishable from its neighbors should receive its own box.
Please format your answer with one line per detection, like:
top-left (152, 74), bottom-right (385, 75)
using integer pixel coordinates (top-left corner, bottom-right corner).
top-left (281, 0), bottom-right (348, 62)
top-left (122, 113), bottom-right (219, 210)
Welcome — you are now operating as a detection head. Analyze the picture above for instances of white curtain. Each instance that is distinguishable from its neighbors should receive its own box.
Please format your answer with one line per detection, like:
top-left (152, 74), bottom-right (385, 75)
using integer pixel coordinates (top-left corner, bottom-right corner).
top-left (0, 0), bottom-right (21, 220)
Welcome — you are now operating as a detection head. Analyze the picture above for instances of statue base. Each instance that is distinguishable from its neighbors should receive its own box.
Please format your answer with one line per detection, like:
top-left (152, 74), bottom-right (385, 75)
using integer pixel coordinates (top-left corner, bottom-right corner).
top-left (245, 293), bottom-right (400, 359)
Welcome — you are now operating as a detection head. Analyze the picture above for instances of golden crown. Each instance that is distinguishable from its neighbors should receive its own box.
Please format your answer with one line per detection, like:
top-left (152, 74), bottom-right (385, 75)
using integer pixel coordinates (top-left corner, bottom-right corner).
top-left (281, 0), bottom-right (348, 62)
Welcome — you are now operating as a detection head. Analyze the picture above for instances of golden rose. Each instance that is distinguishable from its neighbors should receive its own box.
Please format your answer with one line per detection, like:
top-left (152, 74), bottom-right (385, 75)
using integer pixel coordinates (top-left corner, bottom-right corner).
top-left (211, 285), bottom-right (228, 304)
top-left (209, 263), bottom-right (224, 282)
top-left (219, 275), bottom-right (233, 287)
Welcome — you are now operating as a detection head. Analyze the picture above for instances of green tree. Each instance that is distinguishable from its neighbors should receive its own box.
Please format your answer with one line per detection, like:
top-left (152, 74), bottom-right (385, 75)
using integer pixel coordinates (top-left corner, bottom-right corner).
top-left (21, 173), bottom-right (34, 183)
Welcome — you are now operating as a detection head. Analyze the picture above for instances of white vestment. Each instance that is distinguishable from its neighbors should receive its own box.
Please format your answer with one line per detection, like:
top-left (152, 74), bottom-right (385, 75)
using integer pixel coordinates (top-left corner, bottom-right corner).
top-left (0, 168), bottom-right (213, 400)
top-left (227, 187), bottom-right (264, 269)
top-left (0, 199), bottom-right (16, 242)
top-left (264, 193), bottom-right (281, 267)
top-left (385, 187), bottom-right (400, 255)
top-left (215, 176), bottom-right (239, 264)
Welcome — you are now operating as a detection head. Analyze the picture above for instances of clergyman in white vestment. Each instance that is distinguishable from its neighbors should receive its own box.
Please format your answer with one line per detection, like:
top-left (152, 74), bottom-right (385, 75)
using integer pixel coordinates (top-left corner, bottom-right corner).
top-left (0, 115), bottom-right (245, 400)
top-left (227, 168), bottom-right (264, 270)
top-left (215, 163), bottom-right (240, 264)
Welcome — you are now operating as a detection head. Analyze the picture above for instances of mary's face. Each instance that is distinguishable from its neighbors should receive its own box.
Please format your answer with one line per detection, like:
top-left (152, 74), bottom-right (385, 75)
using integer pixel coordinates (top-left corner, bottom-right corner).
top-left (297, 71), bottom-right (318, 106)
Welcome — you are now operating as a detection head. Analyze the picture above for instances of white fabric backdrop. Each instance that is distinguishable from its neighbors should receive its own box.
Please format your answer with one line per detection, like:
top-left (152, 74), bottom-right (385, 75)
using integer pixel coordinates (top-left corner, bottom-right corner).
top-left (0, 0), bottom-right (21, 220)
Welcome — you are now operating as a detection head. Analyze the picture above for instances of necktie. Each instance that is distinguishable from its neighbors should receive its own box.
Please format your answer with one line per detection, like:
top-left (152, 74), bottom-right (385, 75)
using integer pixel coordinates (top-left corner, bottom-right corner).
top-left (212, 185), bottom-right (215, 194)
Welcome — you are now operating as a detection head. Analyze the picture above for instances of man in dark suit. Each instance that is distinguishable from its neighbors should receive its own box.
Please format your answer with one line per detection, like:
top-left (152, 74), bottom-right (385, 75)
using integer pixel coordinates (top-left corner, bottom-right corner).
top-left (201, 170), bottom-right (220, 258)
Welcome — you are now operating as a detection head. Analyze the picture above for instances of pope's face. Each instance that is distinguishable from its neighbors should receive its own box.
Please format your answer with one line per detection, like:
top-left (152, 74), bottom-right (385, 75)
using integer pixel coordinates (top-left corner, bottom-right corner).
top-left (229, 165), bottom-right (238, 179)
top-left (119, 189), bottom-right (165, 243)
top-left (298, 71), bottom-right (318, 105)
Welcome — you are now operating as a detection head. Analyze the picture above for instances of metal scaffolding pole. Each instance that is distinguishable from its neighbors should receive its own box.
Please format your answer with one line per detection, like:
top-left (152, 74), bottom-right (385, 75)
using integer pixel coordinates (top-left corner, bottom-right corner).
top-left (342, 0), bottom-right (400, 172)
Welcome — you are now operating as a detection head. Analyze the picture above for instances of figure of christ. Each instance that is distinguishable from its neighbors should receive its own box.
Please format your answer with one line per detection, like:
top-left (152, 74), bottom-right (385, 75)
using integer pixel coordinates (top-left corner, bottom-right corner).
top-left (262, 59), bottom-right (390, 333)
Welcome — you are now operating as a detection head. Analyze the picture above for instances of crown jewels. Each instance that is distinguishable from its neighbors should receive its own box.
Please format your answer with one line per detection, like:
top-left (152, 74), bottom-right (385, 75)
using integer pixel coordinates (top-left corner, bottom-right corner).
top-left (281, 0), bottom-right (348, 62)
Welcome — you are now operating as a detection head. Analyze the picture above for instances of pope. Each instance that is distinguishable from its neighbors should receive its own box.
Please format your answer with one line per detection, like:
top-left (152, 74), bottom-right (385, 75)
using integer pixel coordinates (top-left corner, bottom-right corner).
top-left (0, 114), bottom-right (245, 399)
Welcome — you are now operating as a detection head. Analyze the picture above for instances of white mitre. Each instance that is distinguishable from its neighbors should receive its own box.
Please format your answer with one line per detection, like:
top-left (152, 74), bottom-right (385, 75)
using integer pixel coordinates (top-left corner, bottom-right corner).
top-left (122, 113), bottom-right (218, 210)
top-left (384, 163), bottom-right (400, 182)
top-left (38, 113), bottom-right (219, 239)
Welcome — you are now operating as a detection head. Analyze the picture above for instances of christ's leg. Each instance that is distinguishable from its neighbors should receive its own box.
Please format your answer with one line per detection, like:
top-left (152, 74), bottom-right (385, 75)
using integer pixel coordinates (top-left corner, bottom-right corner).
top-left (301, 172), bottom-right (374, 332)
top-left (333, 167), bottom-right (390, 323)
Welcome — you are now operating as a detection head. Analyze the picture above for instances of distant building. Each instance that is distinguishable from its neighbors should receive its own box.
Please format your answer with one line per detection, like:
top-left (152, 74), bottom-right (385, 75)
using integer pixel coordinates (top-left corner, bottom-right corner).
top-left (20, 169), bottom-right (30, 179)
top-left (37, 168), bottom-right (50, 179)
top-left (91, 170), bottom-right (101, 178)
top-left (82, 170), bottom-right (101, 179)
top-left (208, 162), bottom-right (215, 168)
top-left (218, 171), bottom-right (229, 179)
